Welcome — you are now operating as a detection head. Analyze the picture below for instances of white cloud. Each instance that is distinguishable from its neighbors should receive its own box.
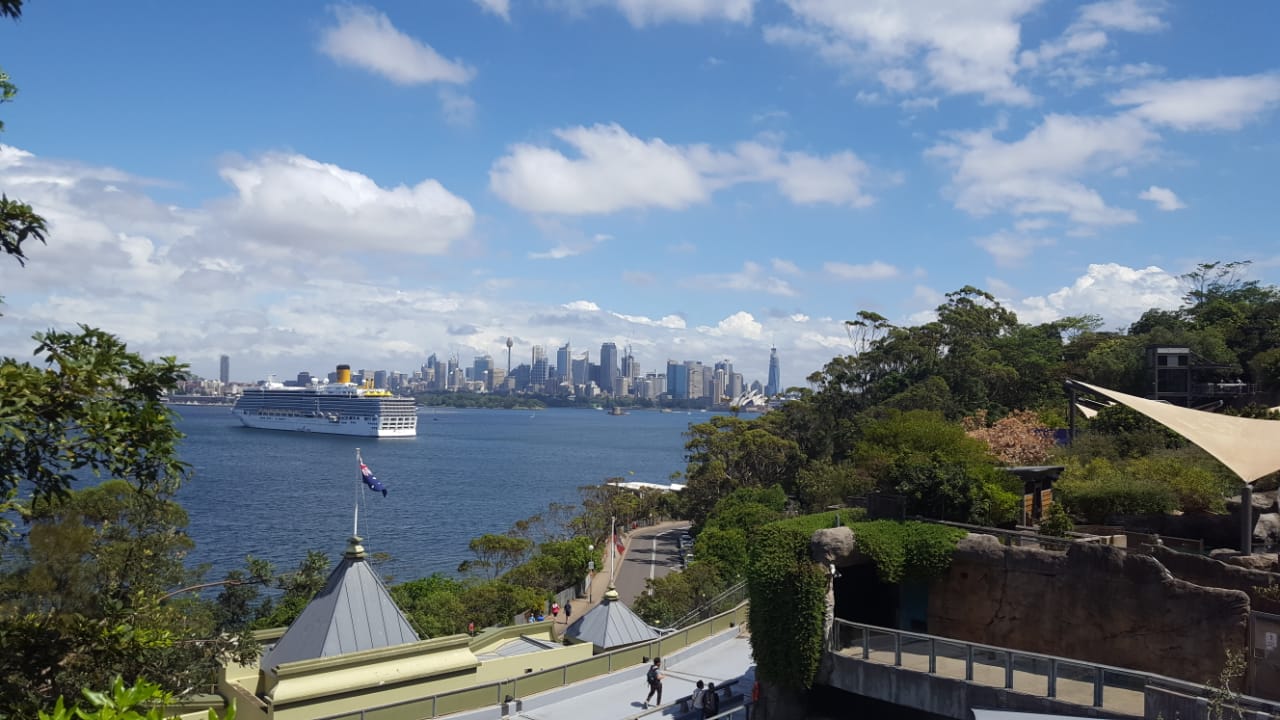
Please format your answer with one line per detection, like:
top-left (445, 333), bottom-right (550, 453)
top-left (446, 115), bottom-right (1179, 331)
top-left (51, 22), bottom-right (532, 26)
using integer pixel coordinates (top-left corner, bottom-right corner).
top-left (771, 258), bottom-right (802, 275)
top-left (320, 5), bottom-right (474, 85)
top-left (472, 0), bottom-right (511, 21)
top-left (1020, 0), bottom-right (1166, 71)
top-left (1111, 73), bottom-right (1280, 131)
top-left (823, 260), bottom-right (900, 280)
top-left (554, 0), bottom-right (755, 27)
top-left (767, 0), bottom-right (1040, 105)
top-left (928, 113), bottom-right (1156, 226)
top-left (974, 230), bottom-right (1055, 267)
top-left (563, 300), bottom-right (602, 312)
top-left (612, 311), bottom-right (687, 329)
top-left (489, 123), bottom-right (873, 214)
top-left (1014, 263), bottom-right (1182, 326)
top-left (698, 311), bottom-right (765, 340)
top-left (218, 152), bottom-right (474, 254)
top-left (688, 261), bottom-right (797, 296)
top-left (529, 233), bottom-right (611, 260)
top-left (1138, 185), bottom-right (1185, 211)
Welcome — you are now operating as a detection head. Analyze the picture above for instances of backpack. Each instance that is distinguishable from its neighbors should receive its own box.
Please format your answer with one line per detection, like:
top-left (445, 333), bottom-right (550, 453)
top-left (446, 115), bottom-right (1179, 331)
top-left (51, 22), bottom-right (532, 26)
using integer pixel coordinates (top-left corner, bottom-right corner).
top-left (647, 665), bottom-right (659, 684)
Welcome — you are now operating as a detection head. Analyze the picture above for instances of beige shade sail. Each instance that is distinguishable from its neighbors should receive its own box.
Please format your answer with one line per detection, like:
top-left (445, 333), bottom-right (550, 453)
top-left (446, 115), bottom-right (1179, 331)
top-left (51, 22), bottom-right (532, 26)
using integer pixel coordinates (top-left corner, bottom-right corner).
top-left (1072, 380), bottom-right (1280, 484)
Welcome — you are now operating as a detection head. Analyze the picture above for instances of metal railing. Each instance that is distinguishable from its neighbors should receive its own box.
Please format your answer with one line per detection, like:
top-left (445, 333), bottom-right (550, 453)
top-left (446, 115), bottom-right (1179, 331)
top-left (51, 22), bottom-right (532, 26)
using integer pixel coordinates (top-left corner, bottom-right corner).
top-left (312, 601), bottom-right (748, 720)
top-left (914, 518), bottom-right (1076, 551)
top-left (669, 581), bottom-right (748, 630)
top-left (830, 618), bottom-right (1280, 718)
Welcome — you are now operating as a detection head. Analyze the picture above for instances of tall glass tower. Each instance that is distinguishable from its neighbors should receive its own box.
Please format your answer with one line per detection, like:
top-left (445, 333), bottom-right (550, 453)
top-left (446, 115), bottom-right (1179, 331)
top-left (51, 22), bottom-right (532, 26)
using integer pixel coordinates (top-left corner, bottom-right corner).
top-left (600, 342), bottom-right (619, 395)
top-left (765, 347), bottom-right (781, 396)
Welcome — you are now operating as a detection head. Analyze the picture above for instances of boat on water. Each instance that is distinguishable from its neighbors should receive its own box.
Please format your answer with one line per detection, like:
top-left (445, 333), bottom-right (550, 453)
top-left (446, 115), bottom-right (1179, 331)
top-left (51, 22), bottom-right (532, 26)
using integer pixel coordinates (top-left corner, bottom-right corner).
top-left (231, 364), bottom-right (418, 438)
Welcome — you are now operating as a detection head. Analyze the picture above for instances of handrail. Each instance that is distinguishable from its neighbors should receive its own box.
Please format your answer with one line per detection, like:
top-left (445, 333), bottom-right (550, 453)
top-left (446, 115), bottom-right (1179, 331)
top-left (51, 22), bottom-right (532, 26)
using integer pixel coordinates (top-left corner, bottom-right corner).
top-left (669, 580), bottom-right (748, 630)
top-left (830, 618), bottom-right (1280, 716)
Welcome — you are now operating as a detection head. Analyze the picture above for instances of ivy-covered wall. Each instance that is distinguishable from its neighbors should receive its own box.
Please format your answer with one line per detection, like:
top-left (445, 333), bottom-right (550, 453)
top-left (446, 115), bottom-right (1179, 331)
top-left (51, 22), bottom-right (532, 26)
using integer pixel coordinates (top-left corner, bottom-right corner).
top-left (747, 515), bottom-right (965, 692)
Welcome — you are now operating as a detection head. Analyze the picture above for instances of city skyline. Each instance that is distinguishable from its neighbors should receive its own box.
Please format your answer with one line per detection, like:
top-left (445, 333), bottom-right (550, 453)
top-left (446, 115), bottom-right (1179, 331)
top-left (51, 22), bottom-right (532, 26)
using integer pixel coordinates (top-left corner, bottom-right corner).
top-left (2, 3), bottom-right (1279, 390)
top-left (208, 339), bottom-right (778, 398)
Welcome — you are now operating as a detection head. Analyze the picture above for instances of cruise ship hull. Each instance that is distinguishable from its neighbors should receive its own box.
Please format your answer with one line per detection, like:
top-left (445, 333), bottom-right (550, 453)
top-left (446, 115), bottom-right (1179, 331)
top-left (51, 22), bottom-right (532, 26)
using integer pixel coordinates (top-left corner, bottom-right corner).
top-left (232, 411), bottom-right (417, 437)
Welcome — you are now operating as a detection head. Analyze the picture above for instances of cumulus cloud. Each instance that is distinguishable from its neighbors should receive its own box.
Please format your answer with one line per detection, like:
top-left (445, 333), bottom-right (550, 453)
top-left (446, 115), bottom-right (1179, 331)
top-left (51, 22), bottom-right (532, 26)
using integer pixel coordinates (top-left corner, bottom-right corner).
top-left (698, 311), bottom-right (765, 339)
top-left (1014, 263), bottom-right (1182, 326)
top-left (1111, 73), bottom-right (1280, 131)
top-left (928, 113), bottom-right (1156, 226)
top-left (554, 0), bottom-right (755, 27)
top-left (1138, 185), bottom-right (1185, 211)
top-left (823, 260), bottom-right (900, 280)
top-left (489, 123), bottom-right (873, 214)
top-left (319, 5), bottom-right (474, 85)
top-left (766, 0), bottom-right (1039, 105)
top-left (687, 261), bottom-right (797, 296)
top-left (217, 152), bottom-right (474, 254)
top-left (563, 300), bottom-right (602, 312)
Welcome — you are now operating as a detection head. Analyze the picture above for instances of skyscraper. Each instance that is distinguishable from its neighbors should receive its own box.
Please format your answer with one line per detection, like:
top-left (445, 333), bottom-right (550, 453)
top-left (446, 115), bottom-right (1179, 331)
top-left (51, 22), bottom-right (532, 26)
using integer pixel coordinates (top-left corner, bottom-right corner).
top-left (531, 346), bottom-right (548, 388)
top-left (219, 354), bottom-right (230, 385)
top-left (600, 342), bottom-right (619, 396)
top-left (557, 343), bottom-right (572, 383)
top-left (473, 355), bottom-right (493, 389)
top-left (666, 360), bottom-right (688, 399)
top-left (766, 347), bottom-right (781, 396)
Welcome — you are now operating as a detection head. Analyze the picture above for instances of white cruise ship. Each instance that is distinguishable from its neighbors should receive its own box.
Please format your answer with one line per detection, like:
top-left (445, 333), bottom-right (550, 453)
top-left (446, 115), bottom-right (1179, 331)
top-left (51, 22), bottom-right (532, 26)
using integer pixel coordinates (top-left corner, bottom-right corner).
top-left (232, 365), bottom-right (417, 438)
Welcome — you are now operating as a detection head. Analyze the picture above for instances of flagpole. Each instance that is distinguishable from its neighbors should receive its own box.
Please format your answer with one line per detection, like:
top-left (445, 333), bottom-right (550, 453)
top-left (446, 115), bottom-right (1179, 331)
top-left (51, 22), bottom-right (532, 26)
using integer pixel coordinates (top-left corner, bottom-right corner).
top-left (610, 514), bottom-right (616, 582)
top-left (354, 448), bottom-right (361, 538)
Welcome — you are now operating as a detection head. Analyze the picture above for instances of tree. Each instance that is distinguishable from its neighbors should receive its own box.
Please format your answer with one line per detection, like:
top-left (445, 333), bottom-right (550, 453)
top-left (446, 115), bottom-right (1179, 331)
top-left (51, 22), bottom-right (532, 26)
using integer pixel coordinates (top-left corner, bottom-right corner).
top-left (458, 534), bottom-right (533, 580)
top-left (963, 409), bottom-right (1056, 466)
top-left (681, 416), bottom-right (803, 528)
top-left (0, 327), bottom-right (189, 542)
top-left (39, 676), bottom-right (235, 720)
top-left (0, 1), bottom-right (48, 269)
top-left (390, 574), bottom-right (468, 638)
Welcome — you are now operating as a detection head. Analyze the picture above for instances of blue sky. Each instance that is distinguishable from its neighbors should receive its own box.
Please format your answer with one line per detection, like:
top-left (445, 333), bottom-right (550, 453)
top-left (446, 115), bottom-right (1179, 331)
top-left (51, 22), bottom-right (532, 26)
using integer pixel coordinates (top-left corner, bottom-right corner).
top-left (1, 1), bottom-right (1278, 388)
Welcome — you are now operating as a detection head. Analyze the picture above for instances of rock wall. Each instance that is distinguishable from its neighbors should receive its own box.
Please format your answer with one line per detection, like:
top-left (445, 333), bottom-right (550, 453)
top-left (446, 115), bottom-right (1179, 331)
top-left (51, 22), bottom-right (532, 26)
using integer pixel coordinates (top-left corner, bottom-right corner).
top-left (927, 535), bottom-right (1249, 685)
top-left (1149, 544), bottom-right (1280, 614)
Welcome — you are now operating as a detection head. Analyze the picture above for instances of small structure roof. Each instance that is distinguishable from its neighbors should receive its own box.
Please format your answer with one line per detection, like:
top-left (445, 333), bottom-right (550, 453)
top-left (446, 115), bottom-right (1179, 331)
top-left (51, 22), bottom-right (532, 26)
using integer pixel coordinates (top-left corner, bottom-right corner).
top-left (1071, 380), bottom-right (1280, 484)
top-left (564, 587), bottom-right (663, 650)
top-left (260, 536), bottom-right (420, 671)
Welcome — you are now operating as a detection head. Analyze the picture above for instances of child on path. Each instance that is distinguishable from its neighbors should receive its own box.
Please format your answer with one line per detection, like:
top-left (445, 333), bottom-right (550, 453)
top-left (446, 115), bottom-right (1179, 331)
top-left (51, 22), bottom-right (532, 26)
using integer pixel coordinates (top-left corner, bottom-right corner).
top-left (643, 658), bottom-right (664, 708)
top-left (701, 682), bottom-right (719, 718)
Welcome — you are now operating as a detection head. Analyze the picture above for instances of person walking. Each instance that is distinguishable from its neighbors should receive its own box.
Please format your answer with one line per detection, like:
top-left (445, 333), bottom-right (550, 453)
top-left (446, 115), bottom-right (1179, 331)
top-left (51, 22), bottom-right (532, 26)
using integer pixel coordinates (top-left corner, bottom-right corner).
top-left (551, 602), bottom-right (560, 621)
top-left (565, 600), bottom-right (572, 621)
top-left (643, 657), bottom-right (664, 708)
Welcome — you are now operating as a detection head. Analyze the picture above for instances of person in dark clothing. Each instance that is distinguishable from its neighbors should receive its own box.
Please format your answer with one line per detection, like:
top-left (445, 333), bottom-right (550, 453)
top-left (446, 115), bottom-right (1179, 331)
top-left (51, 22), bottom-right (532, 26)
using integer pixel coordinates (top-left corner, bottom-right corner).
top-left (643, 658), bottom-right (663, 708)
top-left (702, 681), bottom-right (720, 718)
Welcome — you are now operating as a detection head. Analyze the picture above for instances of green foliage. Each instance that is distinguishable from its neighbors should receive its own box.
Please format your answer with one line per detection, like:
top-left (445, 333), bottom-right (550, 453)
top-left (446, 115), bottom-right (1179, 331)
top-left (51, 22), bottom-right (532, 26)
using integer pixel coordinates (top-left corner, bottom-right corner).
top-left (690, 526), bottom-right (748, 582)
top-left (38, 675), bottom-right (234, 720)
top-left (681, 416), bottom-right (804, 527)
top-left (502, 536), bottom-right (593, 594)
top-left (1055, 458), bottom-right (1178, 523)
top-left (458, 580), bottom-right (545, 630)
top-left (633, 562), bottom-right (725, 628)
top-left (746, 522), bottom-right (827, 691)
top-left (458, 533), bottom-right (533, 579)
top-left (390, 574), bottom-right (468, 638)
top-left (0, 328), bottom-right (189, 541)
top-left (1038, 502), bottom-right (1074, 537)
top-left (248, 551), bottom-right (330, 630)
top-left (847, 521), bottom-right (966, 584)
top-left (791, 461), bottom-right (872, 511)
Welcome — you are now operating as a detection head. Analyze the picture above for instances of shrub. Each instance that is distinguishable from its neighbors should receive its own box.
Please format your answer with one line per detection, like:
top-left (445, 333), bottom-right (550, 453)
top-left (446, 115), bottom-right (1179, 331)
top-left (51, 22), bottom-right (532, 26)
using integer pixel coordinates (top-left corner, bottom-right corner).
top-left (1039, 502), bottom-right (1074, 537)
top-left (1055, 458), bottom-right (1178, 523)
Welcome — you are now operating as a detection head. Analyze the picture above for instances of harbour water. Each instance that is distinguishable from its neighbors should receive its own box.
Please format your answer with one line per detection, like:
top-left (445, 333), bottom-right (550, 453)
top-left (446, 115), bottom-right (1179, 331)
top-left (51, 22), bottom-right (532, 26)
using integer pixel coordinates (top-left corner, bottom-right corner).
top-left (173, 405), bottom-right (705, 583)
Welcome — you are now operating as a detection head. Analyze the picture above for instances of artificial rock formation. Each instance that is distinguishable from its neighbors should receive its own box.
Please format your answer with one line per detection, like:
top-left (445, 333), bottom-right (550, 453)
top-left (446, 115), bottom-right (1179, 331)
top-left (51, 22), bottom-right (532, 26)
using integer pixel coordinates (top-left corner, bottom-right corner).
top-left (928, 536), bottom-right (1250, 685)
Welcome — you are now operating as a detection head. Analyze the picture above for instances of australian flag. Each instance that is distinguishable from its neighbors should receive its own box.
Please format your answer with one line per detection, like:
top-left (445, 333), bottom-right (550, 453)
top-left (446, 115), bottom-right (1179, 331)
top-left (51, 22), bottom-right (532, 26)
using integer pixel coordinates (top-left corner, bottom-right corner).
top-left (360, 462), bottom-right (387, 497)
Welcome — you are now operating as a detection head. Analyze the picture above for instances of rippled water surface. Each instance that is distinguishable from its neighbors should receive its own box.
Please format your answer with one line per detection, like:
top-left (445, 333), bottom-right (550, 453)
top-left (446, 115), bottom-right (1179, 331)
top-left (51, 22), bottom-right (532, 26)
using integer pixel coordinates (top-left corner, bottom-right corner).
top-left (174, 406), bottom-right (704, 582)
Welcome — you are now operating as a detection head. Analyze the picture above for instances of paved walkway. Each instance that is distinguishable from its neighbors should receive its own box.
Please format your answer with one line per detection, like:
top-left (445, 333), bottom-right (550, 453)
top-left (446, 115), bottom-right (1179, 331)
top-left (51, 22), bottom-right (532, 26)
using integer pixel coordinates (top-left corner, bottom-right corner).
top-left (551, 520), bottom-right (690, 637)
top-left (448, 629), bottom-right (755, 720)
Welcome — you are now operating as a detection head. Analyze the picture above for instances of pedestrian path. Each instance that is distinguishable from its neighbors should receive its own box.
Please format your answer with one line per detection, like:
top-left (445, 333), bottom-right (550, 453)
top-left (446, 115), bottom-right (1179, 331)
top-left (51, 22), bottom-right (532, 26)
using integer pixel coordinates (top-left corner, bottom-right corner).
top-left (447, 629), bottom-right (754, 720)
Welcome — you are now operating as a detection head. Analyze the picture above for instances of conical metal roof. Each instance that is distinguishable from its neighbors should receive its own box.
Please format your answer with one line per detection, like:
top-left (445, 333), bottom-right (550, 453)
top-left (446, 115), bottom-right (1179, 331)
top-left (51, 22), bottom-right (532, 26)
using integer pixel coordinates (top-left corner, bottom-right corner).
top-left (261, 536), bottom-right (420, 671)
top-left (564, 587), bottom-right (663, 650)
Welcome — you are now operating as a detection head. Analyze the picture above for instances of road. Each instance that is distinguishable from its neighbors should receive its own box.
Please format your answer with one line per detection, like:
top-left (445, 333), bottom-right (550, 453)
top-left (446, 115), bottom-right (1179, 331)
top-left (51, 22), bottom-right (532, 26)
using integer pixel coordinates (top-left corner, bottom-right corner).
top-left (614, 522), bottom-right (690, 606)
